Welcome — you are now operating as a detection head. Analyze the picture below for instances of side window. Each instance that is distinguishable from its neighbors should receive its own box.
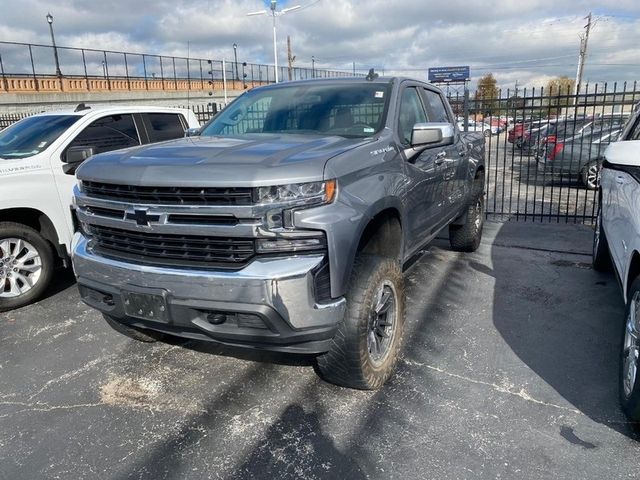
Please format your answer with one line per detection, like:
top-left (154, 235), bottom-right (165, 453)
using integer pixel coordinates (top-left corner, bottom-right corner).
top-left (423, 89), bottom-right (451, 123)
top-left (146, 113), bottom-right (186, 142)
top-left (67, 114), bottom-right (140, 154)
top-left (398, 87), bottom-right (428, 145)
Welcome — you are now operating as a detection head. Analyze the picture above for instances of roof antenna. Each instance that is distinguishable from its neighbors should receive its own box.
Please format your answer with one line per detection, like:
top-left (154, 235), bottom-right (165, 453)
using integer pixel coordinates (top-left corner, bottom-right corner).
top-left (74, 103), bottom-right (90, 112)
top-left (365, 68), bottom-right (379, 81)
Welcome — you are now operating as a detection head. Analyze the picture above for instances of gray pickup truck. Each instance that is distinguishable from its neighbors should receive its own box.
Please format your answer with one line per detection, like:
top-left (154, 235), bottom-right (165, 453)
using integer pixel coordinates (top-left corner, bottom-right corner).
top-left (72, 77), bottom-right (485, 389)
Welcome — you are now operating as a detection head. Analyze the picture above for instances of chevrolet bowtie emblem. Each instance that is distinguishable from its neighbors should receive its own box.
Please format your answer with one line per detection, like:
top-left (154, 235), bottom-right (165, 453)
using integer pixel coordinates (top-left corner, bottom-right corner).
top-left (125, 209), bottom-right (160, 226)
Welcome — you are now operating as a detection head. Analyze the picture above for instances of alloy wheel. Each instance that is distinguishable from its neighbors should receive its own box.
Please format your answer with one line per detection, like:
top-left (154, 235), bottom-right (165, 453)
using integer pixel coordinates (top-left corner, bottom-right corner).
top-left (0, 238), bottom-right (43, 298)
top-left (623, 291), bottom-right (640, 398)
top-left (586, 164), bottom-right (600, 189)
top-left (368, 281), bottom-right (397, 367)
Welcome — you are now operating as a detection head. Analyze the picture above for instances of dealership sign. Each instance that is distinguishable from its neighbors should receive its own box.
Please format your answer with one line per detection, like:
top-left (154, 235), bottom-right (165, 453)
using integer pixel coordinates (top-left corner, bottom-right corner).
top-left (428, 66), bottom-right (470, 83)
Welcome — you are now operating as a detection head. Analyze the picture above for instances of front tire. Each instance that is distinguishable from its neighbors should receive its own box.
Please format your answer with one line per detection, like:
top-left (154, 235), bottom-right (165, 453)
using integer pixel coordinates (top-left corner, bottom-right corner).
top-left (592, 207), bottom-right (612, 271)
top-left (316, 255), bottom-right (405, 390)
top-left (0, 222), bottom-right (55, 313)
top-left (620, 279), bottom-right (640, 424)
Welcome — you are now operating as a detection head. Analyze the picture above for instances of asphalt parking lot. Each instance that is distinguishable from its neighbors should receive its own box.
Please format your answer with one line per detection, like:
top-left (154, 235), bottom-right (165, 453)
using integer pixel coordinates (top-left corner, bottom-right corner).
top-left (1, 221), bottom-right (639, 479)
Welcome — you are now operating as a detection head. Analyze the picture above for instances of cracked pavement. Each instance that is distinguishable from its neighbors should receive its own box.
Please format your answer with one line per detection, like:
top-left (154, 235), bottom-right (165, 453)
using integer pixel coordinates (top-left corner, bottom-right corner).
top-left (1, 221), bottom-right (639, 479)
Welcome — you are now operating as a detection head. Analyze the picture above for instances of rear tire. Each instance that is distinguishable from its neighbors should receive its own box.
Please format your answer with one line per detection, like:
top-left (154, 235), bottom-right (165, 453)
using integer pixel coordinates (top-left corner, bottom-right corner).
top-left (0, 222), bottom-right (55, 313)
top-left (449, 177), bottom-right (485, 252)
top-left (620, 278), bottom-right (640, 425)
top-left (316, 255), bottom-right (405, 390)
top-left (592, 207), bottom-right (612, 272)
top-left (103, 314), bottom-right (164, 343)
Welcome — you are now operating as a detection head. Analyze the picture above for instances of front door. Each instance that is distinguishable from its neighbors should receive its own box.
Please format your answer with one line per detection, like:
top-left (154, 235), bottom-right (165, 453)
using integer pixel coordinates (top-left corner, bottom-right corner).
top-left (397, 85), bottom-right (448, 254)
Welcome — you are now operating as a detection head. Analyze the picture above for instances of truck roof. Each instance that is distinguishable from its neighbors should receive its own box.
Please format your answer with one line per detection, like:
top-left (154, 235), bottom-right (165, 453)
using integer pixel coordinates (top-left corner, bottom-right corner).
top-left (31, 105), bottom-right (194, 117)
top-left (253, 76), bottom-right (441, 92)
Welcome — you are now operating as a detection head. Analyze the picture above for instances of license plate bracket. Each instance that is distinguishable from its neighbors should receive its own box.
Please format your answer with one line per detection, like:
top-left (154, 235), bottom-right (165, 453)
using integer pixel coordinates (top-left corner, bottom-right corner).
top-left (123, 291), bottom-right (169, 322)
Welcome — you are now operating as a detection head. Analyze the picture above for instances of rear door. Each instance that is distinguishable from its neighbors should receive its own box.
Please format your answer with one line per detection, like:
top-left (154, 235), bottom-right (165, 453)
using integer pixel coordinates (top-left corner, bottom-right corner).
top-left (138, 112), bottom-right (188, 144)
top-left (421, 87), bottom-right (465, 213)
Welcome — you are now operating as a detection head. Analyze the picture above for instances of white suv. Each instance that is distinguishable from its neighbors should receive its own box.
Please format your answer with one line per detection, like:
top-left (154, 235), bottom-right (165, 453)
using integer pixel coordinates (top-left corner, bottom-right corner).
top-left (0, 105), bottom-right (199, 311)
top-left (593, 106), bottom-right (640, 423)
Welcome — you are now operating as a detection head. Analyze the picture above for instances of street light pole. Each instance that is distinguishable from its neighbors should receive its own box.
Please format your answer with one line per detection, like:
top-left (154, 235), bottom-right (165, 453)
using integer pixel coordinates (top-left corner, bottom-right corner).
top-left (233, 43), bottom-right (239, 80)
top-left (311, 56), bottom-right (315, 79)
top-left (247, 1), bottom-right (301, 84)
top-left (46, 13), bottom-right (62, 76)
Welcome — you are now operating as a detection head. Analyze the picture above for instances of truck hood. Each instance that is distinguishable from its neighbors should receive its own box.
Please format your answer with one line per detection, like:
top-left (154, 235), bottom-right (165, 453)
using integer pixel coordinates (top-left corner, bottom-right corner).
top-left (76, 134), bottom-right (371, 187)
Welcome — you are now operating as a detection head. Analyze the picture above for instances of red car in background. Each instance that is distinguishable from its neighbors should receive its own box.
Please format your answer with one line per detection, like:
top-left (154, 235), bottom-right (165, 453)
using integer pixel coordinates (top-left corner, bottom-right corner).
top-left (508, 123), bottom-right (529, 146)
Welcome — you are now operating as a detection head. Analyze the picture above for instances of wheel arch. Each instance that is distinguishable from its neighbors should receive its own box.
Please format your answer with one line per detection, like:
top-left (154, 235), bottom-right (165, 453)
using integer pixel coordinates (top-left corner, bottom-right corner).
top-left (0, 208), bottom-right (65, 262)
top-left (626, 251), bottom-right (640, 303)
top-left (331, 202), bottom-right (404, 298)
top-left (356, 207), bottom-right (403, 261)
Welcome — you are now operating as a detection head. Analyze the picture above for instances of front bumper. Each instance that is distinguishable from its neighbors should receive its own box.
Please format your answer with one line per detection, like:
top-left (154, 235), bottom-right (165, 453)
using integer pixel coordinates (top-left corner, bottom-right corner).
top-left (72, 233), bottom-right (346, 354)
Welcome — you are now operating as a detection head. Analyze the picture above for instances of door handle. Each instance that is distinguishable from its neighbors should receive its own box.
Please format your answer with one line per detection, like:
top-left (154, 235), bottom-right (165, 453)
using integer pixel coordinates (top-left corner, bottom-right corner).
top-left (434, 151), bottom-right (446, 165)
top-left (616, 175), bottom-right (625, 185)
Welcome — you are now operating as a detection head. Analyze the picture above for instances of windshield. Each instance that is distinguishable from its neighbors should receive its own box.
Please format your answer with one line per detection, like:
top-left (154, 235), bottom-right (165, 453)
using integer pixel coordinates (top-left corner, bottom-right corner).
top-left (200, 83), bottom-right (390, 139)
top-left (0, 115), bottom-right (81, 159)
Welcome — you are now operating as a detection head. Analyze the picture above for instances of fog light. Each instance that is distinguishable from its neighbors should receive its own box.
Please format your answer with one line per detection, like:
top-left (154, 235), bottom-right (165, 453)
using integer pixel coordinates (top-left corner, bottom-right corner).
top-left (207, 312), bottom-right (227, 325)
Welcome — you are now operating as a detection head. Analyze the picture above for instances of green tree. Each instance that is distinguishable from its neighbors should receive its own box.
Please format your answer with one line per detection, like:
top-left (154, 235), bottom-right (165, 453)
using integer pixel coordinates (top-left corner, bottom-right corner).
top-left (475, 73), bottom-right (499, 115)
top-left (545, 76), bottom-right (576, 116)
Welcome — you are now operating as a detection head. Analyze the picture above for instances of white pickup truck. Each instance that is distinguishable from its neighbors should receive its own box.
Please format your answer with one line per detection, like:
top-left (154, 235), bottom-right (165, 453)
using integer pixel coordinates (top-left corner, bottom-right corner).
top-left (0, 105), bottom-right (200, 311)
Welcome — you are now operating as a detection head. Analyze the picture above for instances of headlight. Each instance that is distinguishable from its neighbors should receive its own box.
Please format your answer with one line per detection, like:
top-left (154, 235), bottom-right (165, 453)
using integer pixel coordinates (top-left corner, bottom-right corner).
top-left (256, 180), bottom-right (336, 205)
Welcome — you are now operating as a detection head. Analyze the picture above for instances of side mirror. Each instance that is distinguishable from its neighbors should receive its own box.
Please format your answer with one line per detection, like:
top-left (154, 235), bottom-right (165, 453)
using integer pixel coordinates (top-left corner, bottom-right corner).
top-left (604, 140), bottom-right (640, 166)
top-left (184, 127), bottom-right (201, 137)
top-left (411, 123), bottom-right (455, 147)
top-left (63, 146), bottom-right (95, 174)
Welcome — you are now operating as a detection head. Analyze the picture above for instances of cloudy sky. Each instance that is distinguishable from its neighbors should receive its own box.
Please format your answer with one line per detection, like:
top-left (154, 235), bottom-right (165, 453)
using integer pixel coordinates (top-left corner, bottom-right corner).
top-left (0, 0), bottom-right (639, 91)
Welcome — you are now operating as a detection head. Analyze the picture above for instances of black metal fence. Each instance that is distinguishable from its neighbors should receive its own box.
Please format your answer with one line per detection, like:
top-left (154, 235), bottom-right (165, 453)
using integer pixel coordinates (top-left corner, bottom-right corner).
top-left (2, 80), bottom-right (639, 225)
top-left (0, 41), bottom-right (358, 90)
top-left (448, 81), bottom-right (640, 224)
top-left (0, 103), bottom-right (220, 129)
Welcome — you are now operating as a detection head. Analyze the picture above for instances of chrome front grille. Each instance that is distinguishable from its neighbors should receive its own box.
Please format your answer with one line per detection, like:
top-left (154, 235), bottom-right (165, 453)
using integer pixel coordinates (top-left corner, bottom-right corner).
top-left (75, 182), bottom-right (325, 271)
top-left (82, 181), bottom-right (254, 206)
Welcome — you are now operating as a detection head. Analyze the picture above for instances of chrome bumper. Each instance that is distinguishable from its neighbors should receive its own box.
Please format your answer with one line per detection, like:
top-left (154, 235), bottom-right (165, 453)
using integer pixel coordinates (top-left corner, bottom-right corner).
top-left (72, 233), bottom-right (346, 353)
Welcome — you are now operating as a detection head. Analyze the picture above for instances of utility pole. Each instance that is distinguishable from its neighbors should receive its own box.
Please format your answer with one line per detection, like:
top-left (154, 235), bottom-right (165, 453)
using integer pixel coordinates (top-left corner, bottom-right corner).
top-left (287, 36), bottom-right (295, 81)
top-left (574, 12), bottom-right (592, 96)
top-left (246, 1), bottom-right (302, 84)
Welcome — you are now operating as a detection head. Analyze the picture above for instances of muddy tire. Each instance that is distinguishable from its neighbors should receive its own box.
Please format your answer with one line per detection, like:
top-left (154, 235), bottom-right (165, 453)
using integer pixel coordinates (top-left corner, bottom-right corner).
top-left (449, 177), bottom-right (485, 252)
top-left (316, 255), bottom-right (405, 390)
top-left (103, 314), bottom-right (164, 343)
top-left (0, 222), bottom-right (55, 313)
